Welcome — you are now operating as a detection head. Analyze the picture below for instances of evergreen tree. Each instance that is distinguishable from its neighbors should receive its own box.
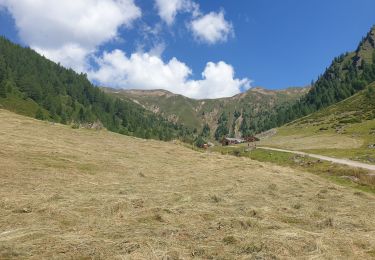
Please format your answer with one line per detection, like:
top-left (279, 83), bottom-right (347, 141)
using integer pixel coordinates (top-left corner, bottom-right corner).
top-left (0, 83), bottom-right (6, 98)
top-left (35, 108), bottom-right (45, 120)
top-left (194, 135), bottom-right (206, 148)
top-left (201, 123), bottom-right (210, 137)
top-left (78, 107), bottom-right (85, 122)
top-left (0, 55), bottom-right (5, 98)
top-left (214, 113), bottom-right (229, 140)
top-left (365, 85), bottom-right (375, 100)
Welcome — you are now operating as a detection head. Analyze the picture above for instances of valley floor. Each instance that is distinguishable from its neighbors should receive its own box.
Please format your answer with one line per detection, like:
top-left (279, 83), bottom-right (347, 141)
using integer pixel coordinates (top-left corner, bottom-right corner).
top-left (256, 87), bottom-right (375, 165)
top-left (1, 109), bottom-right (375, 259)
top-left (258, 146), bottom-right (375, 171)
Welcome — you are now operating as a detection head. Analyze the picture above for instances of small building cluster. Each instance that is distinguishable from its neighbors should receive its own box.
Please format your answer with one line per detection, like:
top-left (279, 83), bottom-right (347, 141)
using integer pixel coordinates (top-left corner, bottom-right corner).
top-left (221, 137), bottom-right (245, 146)
top-left (221, 136), bottom-right (260, 146)
top-left (244, 136), bottom-right (260, 143)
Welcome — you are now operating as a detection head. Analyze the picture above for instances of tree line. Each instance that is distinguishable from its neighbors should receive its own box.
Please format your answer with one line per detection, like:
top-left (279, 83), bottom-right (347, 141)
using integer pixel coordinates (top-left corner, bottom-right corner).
top-left (211, 27), bottom-right (375, 140)
top-left (241, 28), bottom-right (375, 134)
top-left (0, 37), bottom-right (193, 141)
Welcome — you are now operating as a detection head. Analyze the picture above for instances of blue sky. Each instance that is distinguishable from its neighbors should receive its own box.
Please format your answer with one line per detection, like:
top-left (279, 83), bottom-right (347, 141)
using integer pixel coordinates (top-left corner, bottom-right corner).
top-left (0, 0), bottom-right (375, 98)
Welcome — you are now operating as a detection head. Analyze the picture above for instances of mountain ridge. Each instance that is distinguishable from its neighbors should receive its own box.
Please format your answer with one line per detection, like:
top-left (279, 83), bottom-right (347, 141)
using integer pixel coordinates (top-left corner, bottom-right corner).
top-left (105, 26), bottom-right (375, 142)
top-left (107, 86), bottom-right (309, 100)
top-left (104, 85), bottom-right (309, 138)
top-left (1, 25), bottom-right (375, 144)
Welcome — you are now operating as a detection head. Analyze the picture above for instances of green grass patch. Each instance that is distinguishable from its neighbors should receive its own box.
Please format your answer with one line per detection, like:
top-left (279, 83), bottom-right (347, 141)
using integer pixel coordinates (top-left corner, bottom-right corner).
top-left (210, 145), bottom-right (375, 194)
top-left (261, 89), bottom-right (375, 164)
top-left (0, 92), bottom-right (40, 118)
top-left (304, 148), bottom-right (375, 165)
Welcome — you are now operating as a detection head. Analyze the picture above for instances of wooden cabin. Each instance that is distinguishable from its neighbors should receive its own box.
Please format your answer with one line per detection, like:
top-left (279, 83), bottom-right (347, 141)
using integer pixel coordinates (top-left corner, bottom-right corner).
top-left (221, 137), bottom-right (245, 146)
top-left (244, 136), bottom-right (260, 142)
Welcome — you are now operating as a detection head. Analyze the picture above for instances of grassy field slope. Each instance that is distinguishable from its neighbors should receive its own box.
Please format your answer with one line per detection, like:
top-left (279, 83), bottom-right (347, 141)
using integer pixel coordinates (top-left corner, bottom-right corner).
top-left (260, 83), bottom-right (375, 164)
top-left (1, 109), bottom-right (375, 259)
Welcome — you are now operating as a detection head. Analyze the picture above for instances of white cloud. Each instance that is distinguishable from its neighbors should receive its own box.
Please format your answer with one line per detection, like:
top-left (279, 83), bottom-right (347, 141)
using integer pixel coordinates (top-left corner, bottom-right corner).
top-left (154, 0), bottom-right (233, 44)
top-left (154, 0), bottom-right (199, 25)
top-left (89, 50), bottom-right (250, 99)
top-left (190, 11), bottom-right (233, 44)
top-left (1, 0), bottom-right (245, 98)
top-left (0, 0), bottom-right (141, 71)
top-left (187, 61), bottom-right (250, 99)
top-left (148, 42), bottom-right (166, 57)
top-left (90, 50), bottom-right (191, 91)
top-left (34, 44), bottom-right (90, 72)
top-left (155, 0), bottom-right (184, 25)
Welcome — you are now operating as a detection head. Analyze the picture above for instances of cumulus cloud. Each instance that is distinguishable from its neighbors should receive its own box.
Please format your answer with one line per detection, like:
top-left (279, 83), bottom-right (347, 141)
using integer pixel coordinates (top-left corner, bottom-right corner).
top-left (89, 50), bottom-right (250, 99)
top-left (154, 0), bottom-right (199, 25)
top-left (33, 44), bottom-right (90, 73)
top-left (1, 1), bottom-right (247, 98)
top-left (187, 61), bottom-right (250, 99)
top-left (0, 0), bottom-right (141, 71)
top-left (154, 0), bottom-right (233, 44)
top-left (190, 11), bottom-right (233, 44)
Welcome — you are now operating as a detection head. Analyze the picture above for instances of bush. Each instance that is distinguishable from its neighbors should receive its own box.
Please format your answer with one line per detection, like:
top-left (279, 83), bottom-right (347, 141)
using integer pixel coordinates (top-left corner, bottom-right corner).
top-left (194, 135), bottom-right (206, 148)
top-left (365, 85), bottom-right (375, 99)
top-left (339, 117), bottom-right (361, 124)
top-left (71, 122), bottom-right (80, 129)
top-left (0, 83), bottom-right (6, 98)
top-left (35, 108), bottom-right (45, 120)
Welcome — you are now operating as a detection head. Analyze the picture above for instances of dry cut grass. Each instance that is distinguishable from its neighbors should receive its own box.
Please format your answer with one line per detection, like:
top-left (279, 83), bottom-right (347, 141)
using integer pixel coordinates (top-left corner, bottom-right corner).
top-left (259, 132), bottom-right (363, 150)
top-left (1, 109), bottom-right (375, 259)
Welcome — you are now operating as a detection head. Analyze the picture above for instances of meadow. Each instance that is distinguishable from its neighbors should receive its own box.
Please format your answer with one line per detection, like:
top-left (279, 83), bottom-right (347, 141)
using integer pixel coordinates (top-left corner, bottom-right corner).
top-left (1, 109), bottom-right (375, 259)
top-left (259, 84), bottom-right (375, 165)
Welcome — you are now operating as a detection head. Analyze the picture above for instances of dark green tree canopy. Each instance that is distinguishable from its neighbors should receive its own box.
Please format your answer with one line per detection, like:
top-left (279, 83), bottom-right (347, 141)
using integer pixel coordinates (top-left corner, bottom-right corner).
top-left (0, 36), bottom-right (193, 141)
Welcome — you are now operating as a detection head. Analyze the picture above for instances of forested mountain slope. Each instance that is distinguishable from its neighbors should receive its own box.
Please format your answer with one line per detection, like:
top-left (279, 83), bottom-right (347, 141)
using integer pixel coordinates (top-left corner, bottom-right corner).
top-left (2, 26), bottom-right (374, 143)
top-left (259, 82), bottom-right (375, 164)
top-left (107, 26), bottom-right (375, 141)
top-left (262, 26), bottom-right (375, 130)
top-left (105, 87), bottom-right (308, 140)
top-left (0, 37), bottom-right (192, 141)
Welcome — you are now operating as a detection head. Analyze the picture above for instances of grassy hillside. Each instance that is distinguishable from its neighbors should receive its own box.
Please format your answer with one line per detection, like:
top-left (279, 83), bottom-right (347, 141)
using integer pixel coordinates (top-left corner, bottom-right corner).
top-left (105, 87), bottom-right (308, 137)
top-left (0, 37), bottom-right (192, 141)
top-left (260, 82), bottom-right (375, 164)
top-left (1, 109), bottom-right (375, 258)
top-left (269, 26), bottom-right (375, 126)
top-left (261, 26), bottom-right (375, 130)
top-left (356, 26), bottom-right (375, 64)
top-left (107, 89), bottom-right (204, 130)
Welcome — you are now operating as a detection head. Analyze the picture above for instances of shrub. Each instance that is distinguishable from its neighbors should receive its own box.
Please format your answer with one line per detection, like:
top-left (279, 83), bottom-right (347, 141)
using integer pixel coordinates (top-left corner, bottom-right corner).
top-left (194, 135), bottom-right (206, 148)
top-left (339, 117), bottom-right (361, 124)
top-left (35, 108), bottom-right (45, 120)
top-left (71, 122), bottom-right (80, 129)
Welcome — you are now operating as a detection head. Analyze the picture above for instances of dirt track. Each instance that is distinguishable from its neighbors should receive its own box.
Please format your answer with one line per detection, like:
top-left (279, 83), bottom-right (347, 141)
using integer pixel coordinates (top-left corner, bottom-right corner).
top-left (258, 147), bottom-right (375, 171)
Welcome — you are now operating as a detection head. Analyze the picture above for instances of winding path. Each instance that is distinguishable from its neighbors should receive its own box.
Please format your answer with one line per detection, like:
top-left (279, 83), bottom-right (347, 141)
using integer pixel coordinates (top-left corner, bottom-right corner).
top-left (258, 147), bottom-right (375, 171)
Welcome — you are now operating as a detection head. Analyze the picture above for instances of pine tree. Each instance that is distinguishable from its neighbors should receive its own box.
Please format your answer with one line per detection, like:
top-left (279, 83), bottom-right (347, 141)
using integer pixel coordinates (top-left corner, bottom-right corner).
top-left (214, 113), bottom-right (229, 141)
top-left (0, 83), bottom-right (6, 98)
top-left (194, 135), bottom-right (205, 148)
top-left (35, 108), bottom-right (45, 120)
top-left (201, 123), bottom-right (210, 137)
top-left (0, 55), bottom-right (6, 98)
top-left (78, 107), bottom-right (85, 122)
